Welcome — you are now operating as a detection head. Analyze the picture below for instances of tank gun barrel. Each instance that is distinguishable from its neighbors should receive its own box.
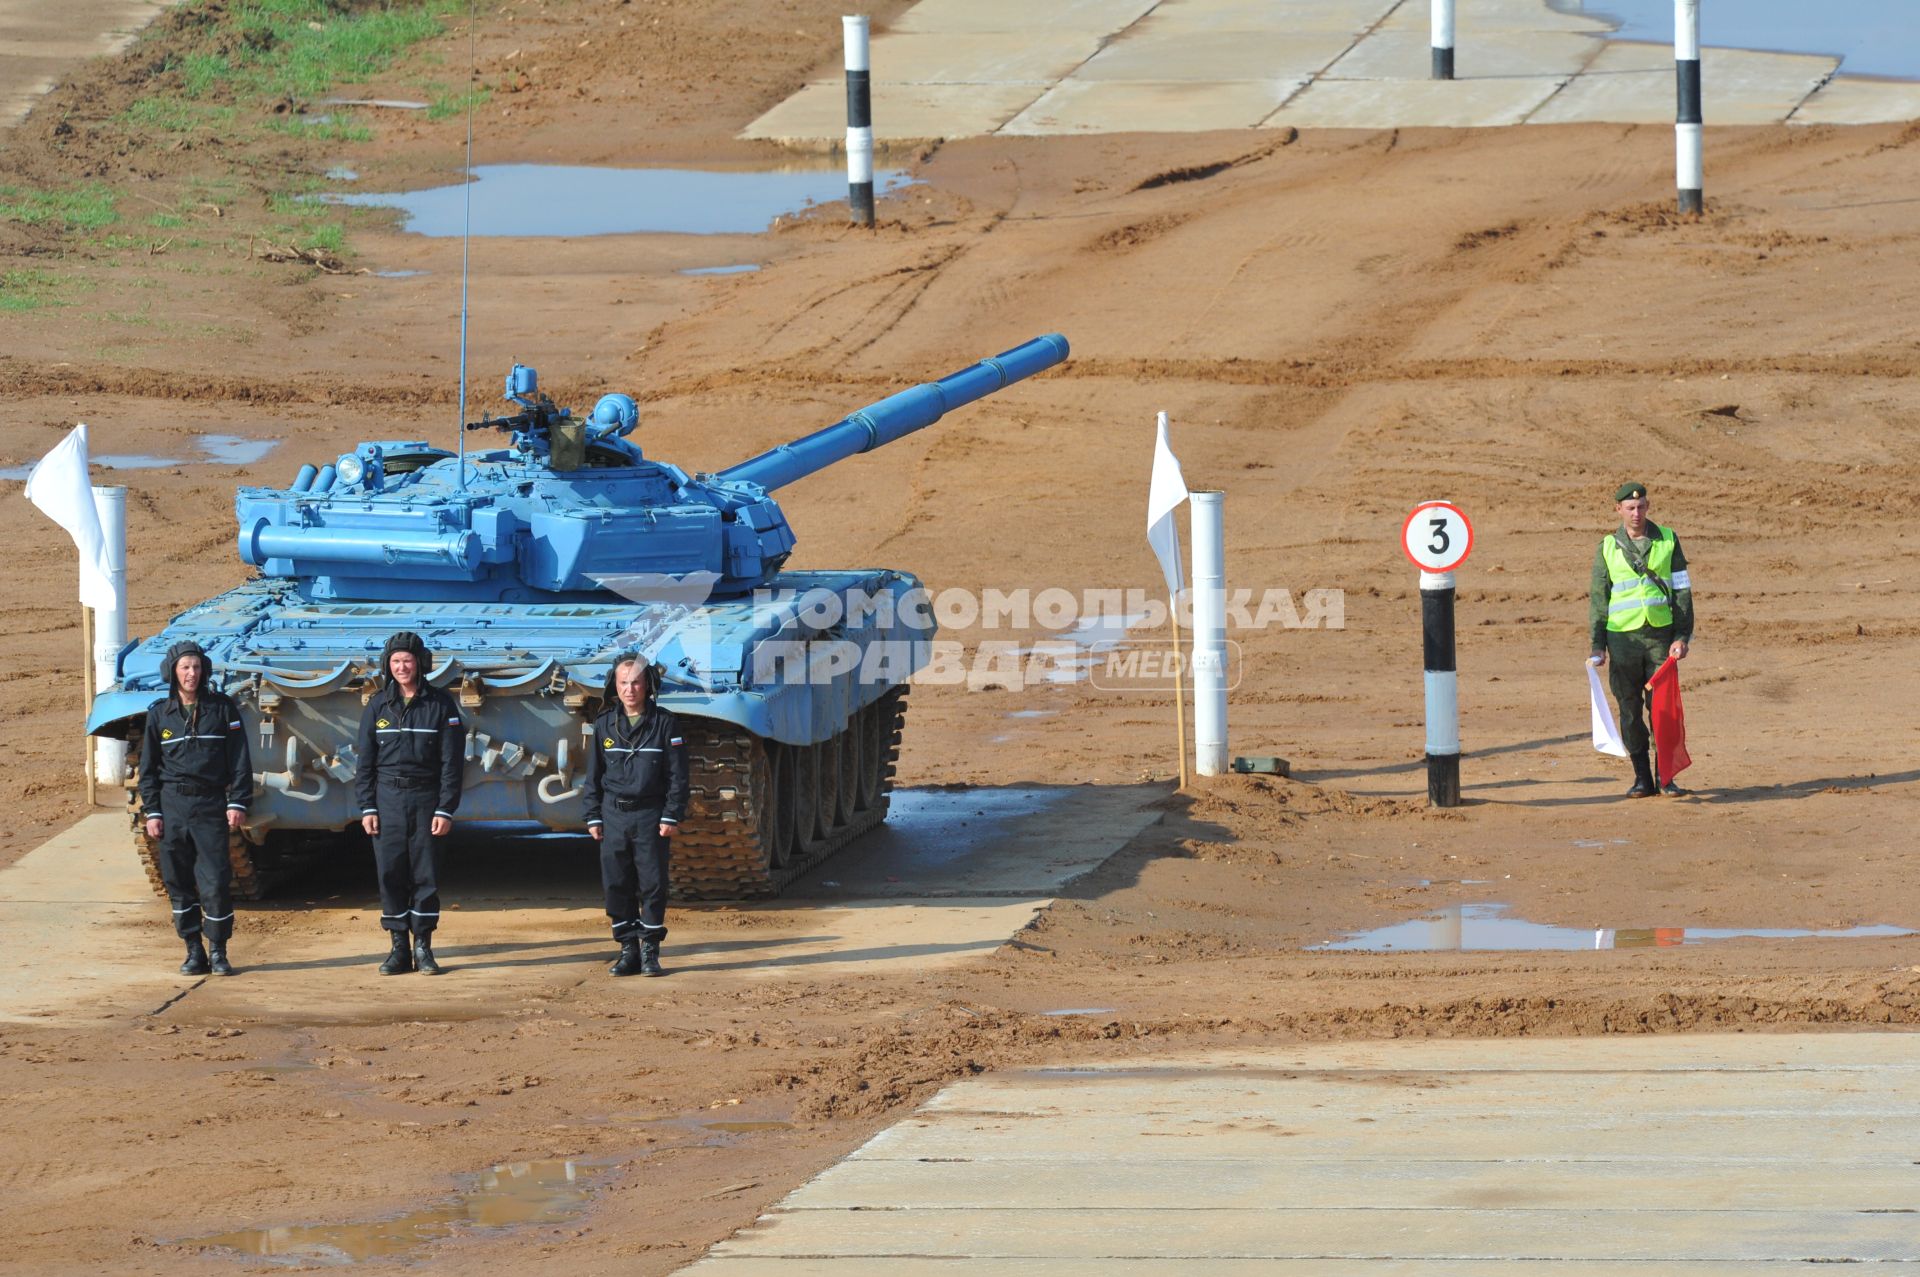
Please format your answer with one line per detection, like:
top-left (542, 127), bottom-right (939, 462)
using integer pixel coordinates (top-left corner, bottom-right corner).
top-left (715, 334), bottom-right (1068, 492)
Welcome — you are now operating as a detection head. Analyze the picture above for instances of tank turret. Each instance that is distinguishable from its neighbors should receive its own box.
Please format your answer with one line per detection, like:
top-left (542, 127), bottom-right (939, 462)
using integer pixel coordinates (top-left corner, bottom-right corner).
top-left (234, 334), bottom-right (1068, 602)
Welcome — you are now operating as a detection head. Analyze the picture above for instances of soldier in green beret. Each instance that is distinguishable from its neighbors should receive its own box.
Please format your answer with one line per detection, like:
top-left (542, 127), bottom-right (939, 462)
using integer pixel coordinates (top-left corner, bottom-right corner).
top-left (1589, 481), bottom-right (1693, 797)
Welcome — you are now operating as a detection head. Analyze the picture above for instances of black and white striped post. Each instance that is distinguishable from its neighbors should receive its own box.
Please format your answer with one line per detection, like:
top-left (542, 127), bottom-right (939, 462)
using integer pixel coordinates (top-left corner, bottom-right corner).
top-left (843, 14), bottom-right (875, 227)
top-left (1431, 0), bottom-right (1455, 80)
top-left (1675, 0), bottom-right (1703, 214)
top-left (1403, 501), bottom-right (1472, 808)
top-left (1421, 571), bottom-right (1460, 806)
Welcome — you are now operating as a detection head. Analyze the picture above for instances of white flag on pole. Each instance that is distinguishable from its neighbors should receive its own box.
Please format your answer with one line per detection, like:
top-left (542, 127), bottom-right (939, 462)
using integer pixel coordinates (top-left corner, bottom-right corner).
top-left (1586, 658), bottom-right (1628, 758)
top-left (24, 424), bottom-right (116, 611)
top-left (1146, 411), bottom-right (1189, 595)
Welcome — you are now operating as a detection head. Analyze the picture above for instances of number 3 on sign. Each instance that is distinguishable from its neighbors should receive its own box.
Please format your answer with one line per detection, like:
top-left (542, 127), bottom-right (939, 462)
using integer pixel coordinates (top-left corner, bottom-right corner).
top-left (1401, 501), bottom-right (1473, 573)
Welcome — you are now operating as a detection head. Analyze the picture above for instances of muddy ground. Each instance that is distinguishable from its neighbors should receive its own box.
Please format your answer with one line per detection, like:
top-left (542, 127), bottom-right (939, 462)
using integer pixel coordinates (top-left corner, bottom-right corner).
top-left (2, 1), bottom-right (1919, 1272)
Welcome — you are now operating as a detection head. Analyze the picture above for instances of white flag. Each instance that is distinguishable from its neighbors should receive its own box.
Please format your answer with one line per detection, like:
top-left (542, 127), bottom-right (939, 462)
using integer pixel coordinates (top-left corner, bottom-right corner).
top-left (24, 424), bottom-right (116, 611)
top-left (1146, 411), bottom-right (1189, 596)
top-left (1586, 658), bottom-right (1628, 758)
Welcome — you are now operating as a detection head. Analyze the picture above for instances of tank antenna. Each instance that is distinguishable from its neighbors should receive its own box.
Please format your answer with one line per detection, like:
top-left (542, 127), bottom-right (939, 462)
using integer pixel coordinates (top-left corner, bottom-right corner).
top-left (455, 0), bottom-right (477, 492)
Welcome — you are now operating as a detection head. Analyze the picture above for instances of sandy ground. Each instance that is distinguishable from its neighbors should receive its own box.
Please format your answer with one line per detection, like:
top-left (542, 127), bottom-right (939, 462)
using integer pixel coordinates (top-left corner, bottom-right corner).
top-left (2, 1), bottom-right (1919, 1272)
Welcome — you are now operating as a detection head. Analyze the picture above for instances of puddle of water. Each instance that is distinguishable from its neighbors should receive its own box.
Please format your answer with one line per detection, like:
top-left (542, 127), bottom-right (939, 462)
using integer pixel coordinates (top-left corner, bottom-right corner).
top-left (1040, 1007), bottom-right (1117, 1017)
top-left (703, 1121), bottom-right (793, 1133)
top-left (198, 434), bottom-right (280, 464)
top-left (323, 165), bottom-right (917, 237)
top-left (1008, 709), bottom-right (1058, 719)
top-left (326, 166), bottom-right (359, 182)
top-left (1, 434), bottom-right (280, 481)
top-left (196, 1160), bottom-right (600, 1265)
top-left (680, 263), bottom-right (762, 275)
top-left (374, 269), bottom-right (428, 279)
top-left (1311, 902), bottom-right (1916, 952)
top-left (1553, 0), bottom-right (1920, 80)
top-left (321, 97), bottom-right (429, 110)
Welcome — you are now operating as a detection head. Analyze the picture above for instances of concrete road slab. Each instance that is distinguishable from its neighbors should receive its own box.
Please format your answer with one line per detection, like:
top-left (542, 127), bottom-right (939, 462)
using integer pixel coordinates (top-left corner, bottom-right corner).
top-left (742, 81), bottom-right (1046, 143)
top-left (1328, 29), bottom-right (1600, 80)
top-left (889, 0), bottom-right (1158, 35)
top-left (0, 786), bottom-right (1158, 1024)
top-left (786, 784), bottom-right (1163, 899)
top-left (1529, 43), bottom-right (1838, 125)
top-left (791, 1155), bottom-right (1920, 1211)
top-left (1139, 0), bottom-right (1396, 37)
top-left (1791, 76), bottom-right (1920, 125)
top-left (686, 1036), bottom-right (1920, 1272)
top-left (1375, 0), bottom-right (1607, 34)
top-left (1074, 30), bottom-right (1356, 83)
top-left (703, 1206), bottom-right (1920, 1261)
top-left (862, 31), bottom-right (1105, 85)
top-left (0, 0), bottom-right (181, 129)
top-left (1269, 75), bottom-right (1568, 129)
top-left (1002, 78), bottom-right (1306, 135)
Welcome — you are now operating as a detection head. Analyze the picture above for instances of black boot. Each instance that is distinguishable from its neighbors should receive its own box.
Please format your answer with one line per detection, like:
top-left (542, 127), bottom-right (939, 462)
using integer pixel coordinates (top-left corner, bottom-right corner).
top-left (1659, 772), bottom-right (1689, 797)
top-left (639, 941), bottom-right (663, 978)
top-left (1626, 751), bottom-right (1656, 798)
top-left (413, 933), bottom-right (442, 976)
top-left (609, 939), bottom-right (643, 977)
top-left (181, 938), bottom-right (211, 976)
top-left (379, 930), bottom-right (413, 975)
top-left (208, 943), bottom-right (234, 977)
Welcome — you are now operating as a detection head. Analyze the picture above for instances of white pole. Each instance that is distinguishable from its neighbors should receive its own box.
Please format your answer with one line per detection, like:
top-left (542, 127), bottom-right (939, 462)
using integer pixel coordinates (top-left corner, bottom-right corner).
top-left (1190, 491), bottom-right (1228, 776)
top-left (1420, 568), bottom-right (1461, 806)
top-left (1675, 0), bottom-right (1703, 214)
top-left (843, 15), bottom-right (874, 227)
top-left (90, 485), bottom-right (128, 791)
top-left (1431, 0), bottom-right (1455, 80)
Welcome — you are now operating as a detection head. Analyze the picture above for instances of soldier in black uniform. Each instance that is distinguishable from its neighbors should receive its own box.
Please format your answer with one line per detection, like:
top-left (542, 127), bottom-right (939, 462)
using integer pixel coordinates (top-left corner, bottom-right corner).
top-left (582, 654), bottom-right (689, 977)
top-left (354, 632), bottom-right (466, 975)
top-left (138, 640), bottom-right (252, 977)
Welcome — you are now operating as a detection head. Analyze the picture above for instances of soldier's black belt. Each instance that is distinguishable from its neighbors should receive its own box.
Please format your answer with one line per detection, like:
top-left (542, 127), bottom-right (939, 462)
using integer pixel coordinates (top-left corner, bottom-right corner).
top-left (163, 781), bottom-right (224, 799)
top-left (611, 796), bottom-right (660, 813)
top-left (377, 776), bottom-right (439, 792)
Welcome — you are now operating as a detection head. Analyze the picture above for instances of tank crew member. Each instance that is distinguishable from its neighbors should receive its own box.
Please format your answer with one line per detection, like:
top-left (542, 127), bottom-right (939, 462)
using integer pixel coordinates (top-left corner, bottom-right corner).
top-left (138, 640), bottom-right (251, 977)
top-left (582, 654), bottom-right (689, 977)
top-left (1589, 481), bottom-right (1693, 797)
top-left (354, 631), bottom-right (466, 975)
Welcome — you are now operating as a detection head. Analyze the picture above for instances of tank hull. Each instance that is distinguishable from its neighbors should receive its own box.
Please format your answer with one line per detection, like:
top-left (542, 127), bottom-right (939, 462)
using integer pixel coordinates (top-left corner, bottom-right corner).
top-left (94, 570), bottom-right (933, 898)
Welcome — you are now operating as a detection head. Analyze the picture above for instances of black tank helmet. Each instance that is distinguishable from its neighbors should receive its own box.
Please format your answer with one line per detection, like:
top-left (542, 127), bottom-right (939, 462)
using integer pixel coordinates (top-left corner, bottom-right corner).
top-left (380, 631), bottom-right (433, 684)
top-left (162, 639), bottom-right (213, 693)
top-left (602, 650), bottom-right (663, 704)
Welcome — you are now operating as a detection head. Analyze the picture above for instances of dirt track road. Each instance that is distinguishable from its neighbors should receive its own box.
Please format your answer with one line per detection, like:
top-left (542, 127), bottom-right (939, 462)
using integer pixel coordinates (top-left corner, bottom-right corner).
top-left (1, 1), bottom-right (1918, 1271)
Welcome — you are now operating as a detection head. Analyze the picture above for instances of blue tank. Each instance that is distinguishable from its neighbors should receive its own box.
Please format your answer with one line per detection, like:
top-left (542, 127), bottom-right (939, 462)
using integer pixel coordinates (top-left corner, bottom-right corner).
top-left (87, 334), bottom-right (1069, 897)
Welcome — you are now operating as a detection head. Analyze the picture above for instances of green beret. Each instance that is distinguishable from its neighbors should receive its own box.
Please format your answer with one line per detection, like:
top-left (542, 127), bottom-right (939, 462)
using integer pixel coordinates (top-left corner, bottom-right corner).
top-left (1614, 481), bottom-right (1647, 502)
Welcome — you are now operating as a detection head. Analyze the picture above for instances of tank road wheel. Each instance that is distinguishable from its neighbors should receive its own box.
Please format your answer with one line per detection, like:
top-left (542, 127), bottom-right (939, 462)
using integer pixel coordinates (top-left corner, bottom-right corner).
top-left (836, 723), bottom-right (861, 824)
top-left (853, 698), bottom-right (884, 813)
top-left (670, 691), bottom-right (913, 899)
top-left (760, 742), bottom-right (790, 871)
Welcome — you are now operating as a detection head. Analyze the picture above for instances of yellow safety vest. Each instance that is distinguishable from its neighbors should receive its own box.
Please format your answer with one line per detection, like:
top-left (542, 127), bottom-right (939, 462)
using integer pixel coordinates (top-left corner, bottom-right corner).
top-left (1601, 526), bottom-right (1676, 632)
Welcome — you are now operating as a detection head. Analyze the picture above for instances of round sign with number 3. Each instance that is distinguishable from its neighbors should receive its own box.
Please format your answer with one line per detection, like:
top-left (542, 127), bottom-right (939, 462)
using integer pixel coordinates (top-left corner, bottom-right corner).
top-left (1401, 501), bottom-right (1473, 573)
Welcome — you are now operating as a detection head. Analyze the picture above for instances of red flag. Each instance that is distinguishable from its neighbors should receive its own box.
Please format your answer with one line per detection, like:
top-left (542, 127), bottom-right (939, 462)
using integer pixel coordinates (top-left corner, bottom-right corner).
top-left (1646, 656), bottom-right (1692, 783)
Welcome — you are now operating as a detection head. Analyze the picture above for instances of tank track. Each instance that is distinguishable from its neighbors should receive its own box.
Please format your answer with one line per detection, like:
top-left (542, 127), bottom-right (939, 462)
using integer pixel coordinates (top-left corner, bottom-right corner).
top-left (125, 736), bottom-right (283, 901)
top-left (673, 686), bottom-right (908, 899)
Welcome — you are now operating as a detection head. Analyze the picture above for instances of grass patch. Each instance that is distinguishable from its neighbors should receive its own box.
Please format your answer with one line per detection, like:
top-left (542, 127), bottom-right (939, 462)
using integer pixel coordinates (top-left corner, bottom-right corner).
top-left (0, 183), bottom-right (118, 231)
top-left (427, 85), bottom-right (489, 121)
top-left (264, 192), bottom-right (346, 254)
top-left (265, 114), bottom-right (373, 143)
top-left (173, 0), bottom-right (463, 103)
top-left (123, 96), bottom-right (238, 133)
top-left (0, 269), bottom-right (79, 312)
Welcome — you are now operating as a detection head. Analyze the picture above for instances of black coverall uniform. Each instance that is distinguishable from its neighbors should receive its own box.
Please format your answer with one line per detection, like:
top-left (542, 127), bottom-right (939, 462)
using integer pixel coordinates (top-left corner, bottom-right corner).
top-left (582, 705), bottom-right (690, 946)
top-left (138, 692), bottom-right (252, 944)
top-left (354, 684), bottom-right (465, 935)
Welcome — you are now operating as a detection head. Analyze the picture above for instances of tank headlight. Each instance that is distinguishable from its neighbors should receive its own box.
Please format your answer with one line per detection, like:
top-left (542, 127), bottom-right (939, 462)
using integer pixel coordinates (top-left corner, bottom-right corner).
top-left (335, 453), bottom-right (365, 486)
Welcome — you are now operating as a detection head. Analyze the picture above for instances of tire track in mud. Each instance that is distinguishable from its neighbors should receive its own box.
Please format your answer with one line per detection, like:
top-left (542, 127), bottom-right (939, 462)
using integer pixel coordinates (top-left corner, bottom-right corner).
top-left (22, 350), bottom-right (1919, 416)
